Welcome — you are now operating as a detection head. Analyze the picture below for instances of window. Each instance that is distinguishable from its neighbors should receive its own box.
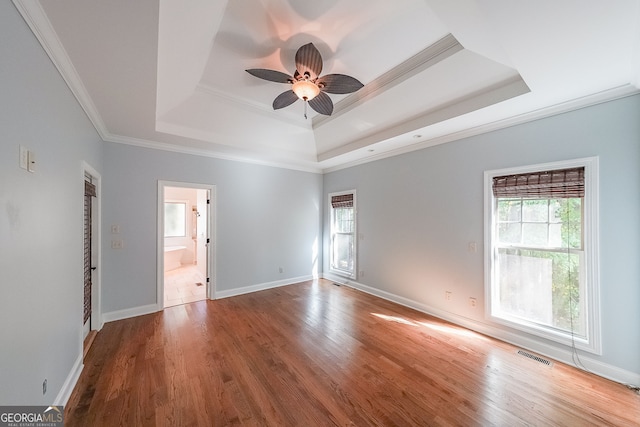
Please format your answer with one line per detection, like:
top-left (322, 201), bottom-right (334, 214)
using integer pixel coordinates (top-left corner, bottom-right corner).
top-left (329, 191), bottom-right (356, 278)
top-left (164, 201), bottom-right (186, 237)
top-left (485, 158), bottom-right (600, 353)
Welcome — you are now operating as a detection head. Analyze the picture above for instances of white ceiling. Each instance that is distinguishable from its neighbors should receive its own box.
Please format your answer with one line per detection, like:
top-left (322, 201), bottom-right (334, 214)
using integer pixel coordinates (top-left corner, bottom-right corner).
top-left (15, 0), bottom-right (640, 172)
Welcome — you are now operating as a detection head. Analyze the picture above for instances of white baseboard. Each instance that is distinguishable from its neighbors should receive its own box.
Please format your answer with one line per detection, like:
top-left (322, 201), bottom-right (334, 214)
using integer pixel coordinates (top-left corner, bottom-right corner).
top-left (54, 354), bottom-right (83, 406)
top-left (215, 275), bottom-right (314, 299)
top-left (324, 273), bottom-right (640, 387)
top-left (102, 303), bottom-right (159, 323)
top-left (101, 276), bottom-right (314, 322)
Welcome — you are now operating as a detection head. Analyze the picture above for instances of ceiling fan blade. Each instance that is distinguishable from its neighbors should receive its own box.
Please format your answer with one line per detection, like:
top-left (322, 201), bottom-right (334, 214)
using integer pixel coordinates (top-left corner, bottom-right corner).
top-left (246, 69), bottom-right (293, 84)
top-left (308, 92), bottom-right (333, 116)
top-left (317, 74), bottom-right (364, 94)
top-left (295, 43), bottom-right (323, 80)
top-left (273, 90), bottom-right (299, 110)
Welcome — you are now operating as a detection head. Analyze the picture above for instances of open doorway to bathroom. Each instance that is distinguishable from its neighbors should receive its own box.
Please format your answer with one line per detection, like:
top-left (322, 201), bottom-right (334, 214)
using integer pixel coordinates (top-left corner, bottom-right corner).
top-left (158, 181), bottom-right (215, 308)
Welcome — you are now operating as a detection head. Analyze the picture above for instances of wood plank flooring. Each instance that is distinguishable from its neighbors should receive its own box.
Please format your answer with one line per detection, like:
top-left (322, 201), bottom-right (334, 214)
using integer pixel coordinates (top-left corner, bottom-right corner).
top-left (65, 279), bottom-right (640, 426)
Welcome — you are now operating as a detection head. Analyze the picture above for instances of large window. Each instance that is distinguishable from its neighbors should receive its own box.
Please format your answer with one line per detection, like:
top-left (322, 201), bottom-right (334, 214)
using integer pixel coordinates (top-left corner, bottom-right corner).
top-left (485, 158), bottom-right (600, 353)
top-left (329, 191), bottom-right (356, 278)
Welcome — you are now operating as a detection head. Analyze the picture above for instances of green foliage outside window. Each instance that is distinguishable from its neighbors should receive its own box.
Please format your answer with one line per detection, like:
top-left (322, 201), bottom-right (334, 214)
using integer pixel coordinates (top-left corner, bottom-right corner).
top-left (496, 198), bottom-right (584, 335)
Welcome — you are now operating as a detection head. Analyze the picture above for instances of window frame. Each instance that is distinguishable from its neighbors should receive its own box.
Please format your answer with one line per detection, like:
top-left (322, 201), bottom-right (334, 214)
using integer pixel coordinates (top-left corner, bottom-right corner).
top-left (484, 157), bottom-right (601, 354)
top-left (328, 190), bottom-right (357, 279)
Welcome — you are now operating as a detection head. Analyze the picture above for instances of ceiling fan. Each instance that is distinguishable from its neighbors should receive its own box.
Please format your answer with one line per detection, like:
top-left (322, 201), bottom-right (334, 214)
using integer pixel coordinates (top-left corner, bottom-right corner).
top-left (246, 43), bottom-right (364, 118)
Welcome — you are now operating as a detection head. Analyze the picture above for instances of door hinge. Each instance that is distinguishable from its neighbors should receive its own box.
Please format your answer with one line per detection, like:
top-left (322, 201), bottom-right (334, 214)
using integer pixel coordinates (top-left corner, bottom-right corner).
top-left (207, 238), bottom-right (210, 244)
top-left (206, 277), bottom-right (210, 283)
top-left (207, 199), bottom-right (210, 204)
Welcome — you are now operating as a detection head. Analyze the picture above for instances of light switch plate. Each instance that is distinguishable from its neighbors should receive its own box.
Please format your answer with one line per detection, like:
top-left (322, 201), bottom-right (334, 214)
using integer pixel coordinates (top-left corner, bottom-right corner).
top-left (27, 150), bottom-right (36, 172)
top-left (19, 145), bottom-right (28, 170)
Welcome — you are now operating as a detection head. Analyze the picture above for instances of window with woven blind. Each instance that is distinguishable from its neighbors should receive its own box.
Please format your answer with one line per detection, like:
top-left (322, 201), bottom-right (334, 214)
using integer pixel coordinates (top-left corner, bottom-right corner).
top-left (485, 158), bottom-right (601, 354)
top-left (329, 191), bottom-right (356, 278)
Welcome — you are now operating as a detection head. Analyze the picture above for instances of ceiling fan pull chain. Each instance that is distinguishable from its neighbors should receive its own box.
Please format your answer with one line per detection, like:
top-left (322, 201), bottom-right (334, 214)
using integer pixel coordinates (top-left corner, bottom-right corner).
top-left (304, 100), bottom-right (308, 120)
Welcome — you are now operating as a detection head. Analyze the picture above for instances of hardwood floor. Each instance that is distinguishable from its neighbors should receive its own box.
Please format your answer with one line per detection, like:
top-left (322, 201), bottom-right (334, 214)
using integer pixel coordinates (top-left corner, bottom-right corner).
top-left (65, 279), bottom-right (639, 426)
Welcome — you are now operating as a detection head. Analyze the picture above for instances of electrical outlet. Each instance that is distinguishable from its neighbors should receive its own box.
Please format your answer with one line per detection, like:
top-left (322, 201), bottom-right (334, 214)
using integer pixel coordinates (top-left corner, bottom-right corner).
top-left (468, 242), bottom-right (477, 253)
top-left (445, 291), bottom-right (452, 301)
top-left (359, 270), bottom-right (364, 278)
top-left (111, 240), bottom-right (124, 249)
top-left (469, 297), bottom-right (477, 307)
top-left (43, 379), bottom-right (47, 395)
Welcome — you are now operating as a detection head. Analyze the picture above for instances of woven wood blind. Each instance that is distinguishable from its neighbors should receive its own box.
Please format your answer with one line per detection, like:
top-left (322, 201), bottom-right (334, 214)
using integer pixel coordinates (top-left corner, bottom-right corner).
top-left (85, 180), bottom-right (96, 197)
top-left (492, 167), bottom-right (584, 199)
top-left (331, 193), bottom-right (353, 208)
top-left (83, 179), bottom-right (96, 324)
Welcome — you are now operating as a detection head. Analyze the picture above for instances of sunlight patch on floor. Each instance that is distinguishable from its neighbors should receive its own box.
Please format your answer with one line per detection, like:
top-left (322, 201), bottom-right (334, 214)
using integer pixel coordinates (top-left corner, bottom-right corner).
top-left (371, 312), bottom-right (487, 340)
top-left (418, 321), bottom-right (487, 340)
top-left (371, 313), bottom-right (418, 326)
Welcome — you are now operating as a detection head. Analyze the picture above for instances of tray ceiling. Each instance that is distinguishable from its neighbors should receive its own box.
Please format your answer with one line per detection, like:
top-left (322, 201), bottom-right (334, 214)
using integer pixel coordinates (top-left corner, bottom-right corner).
top-left (14, 0), bottom-right (640, 172)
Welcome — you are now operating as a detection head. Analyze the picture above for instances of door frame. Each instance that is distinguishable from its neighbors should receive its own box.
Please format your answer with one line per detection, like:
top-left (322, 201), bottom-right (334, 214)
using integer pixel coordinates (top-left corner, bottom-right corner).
top-left (82, 161), bottom-right (103, 332)
top-left (157, 180), bottom-right (216, 308)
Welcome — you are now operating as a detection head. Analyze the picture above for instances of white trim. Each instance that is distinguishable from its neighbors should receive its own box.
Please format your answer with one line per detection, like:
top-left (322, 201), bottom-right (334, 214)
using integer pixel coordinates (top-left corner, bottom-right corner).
top-left (483, 157), bottom-right (601, 354)
top-left (322, 273), bottom-right (638, 387)
top-left (313, 34), bottom-right (463, 129)
top-left (12, 0), bottom-right (109, 140)
top-left (82, 161), bottom-right (103, 331)
top-left (102, 304), bottom-right (159, 323)
top-left (321, 85), bottom-right (639, 174)
top-left (15, 0), bottom-right (638, 176)
top-left (215, 275), bottom-right (315, 299)
top-left (54, 354), bottom-right (83, 406)
top-left (317, 76), bottom-right (530, 163)
top-left (328, 190), bottom-right (357, 279)
top-left (104, 136), bottom-right (323, 174)
top-left (158, 181), bottom-right (217, 307)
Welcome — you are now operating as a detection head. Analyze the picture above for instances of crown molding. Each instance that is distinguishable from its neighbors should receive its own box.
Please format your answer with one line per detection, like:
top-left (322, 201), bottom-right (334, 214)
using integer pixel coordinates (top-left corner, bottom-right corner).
top-left (13, 0), bottom-right (110, 140)
top-left (14, 2), bottom-right (640, 176)
top-left (102, 132), bottom-right (323, 174)
top-left (317, 75), bottom-right (530, 162)
top-left (321, 84), bottom-right (640, 174)
top-left (312, 34), bottom-right (463, 129)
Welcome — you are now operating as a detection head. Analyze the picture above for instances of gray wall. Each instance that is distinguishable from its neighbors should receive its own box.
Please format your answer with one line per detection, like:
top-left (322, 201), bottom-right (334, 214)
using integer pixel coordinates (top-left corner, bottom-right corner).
top-left (0, 2), bottom-right (103, 404)
top-left (323, 94), bottom-right (640, 379)
top-left (102, 143), bottom-right (323, 312)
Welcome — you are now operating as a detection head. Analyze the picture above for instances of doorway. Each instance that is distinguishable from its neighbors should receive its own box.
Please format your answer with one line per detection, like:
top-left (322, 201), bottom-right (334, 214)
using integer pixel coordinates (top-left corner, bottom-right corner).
top-left (83, 162), bottom-right (102, 352)
top-left (158, 181), bottom-right (215, 308)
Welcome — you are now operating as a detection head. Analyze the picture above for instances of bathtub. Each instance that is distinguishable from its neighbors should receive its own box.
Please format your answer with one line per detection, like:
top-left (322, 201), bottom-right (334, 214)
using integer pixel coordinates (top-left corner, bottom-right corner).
top-left (164, 245), bottom-right (186, 272)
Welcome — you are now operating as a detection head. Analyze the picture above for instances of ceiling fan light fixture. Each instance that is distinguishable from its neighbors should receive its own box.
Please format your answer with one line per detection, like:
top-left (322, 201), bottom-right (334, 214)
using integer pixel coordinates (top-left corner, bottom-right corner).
top-left (246, 42), bottom-right (363, 117)
top-left (292, 80), bottom-right (320, 101)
